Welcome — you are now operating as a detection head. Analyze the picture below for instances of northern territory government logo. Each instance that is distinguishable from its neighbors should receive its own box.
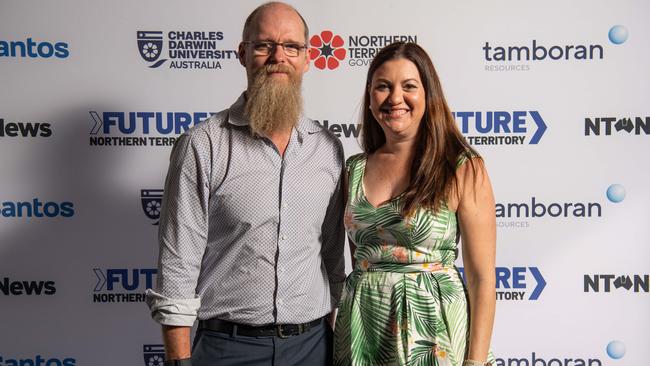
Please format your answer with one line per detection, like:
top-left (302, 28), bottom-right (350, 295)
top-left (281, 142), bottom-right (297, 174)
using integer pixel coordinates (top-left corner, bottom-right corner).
top-left (584, 115), bottom-right (649, 137)
top-left (453, 110), bottom-right (547, 145)
top-left (88, 111), bottom-right (212, 147)
top-left (136, 30), bottom-right (237, 70)
top-left (483, 25), bottom-right (629, 72)
top-left (309, 30), bottom-right (417, 70)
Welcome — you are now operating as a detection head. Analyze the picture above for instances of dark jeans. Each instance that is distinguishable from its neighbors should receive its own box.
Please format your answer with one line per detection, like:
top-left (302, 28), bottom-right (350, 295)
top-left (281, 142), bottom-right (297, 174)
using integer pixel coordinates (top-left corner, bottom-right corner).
top-left (191, 320), bottom-right (333, 366)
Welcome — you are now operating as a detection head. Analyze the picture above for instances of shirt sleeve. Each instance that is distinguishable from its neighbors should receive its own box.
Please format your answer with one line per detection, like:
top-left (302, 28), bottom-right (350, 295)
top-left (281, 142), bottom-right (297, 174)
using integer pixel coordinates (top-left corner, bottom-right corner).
top-left (320, 141), bottom-right (347, 310)
top-left (145, 132), bottom-right (210, 326)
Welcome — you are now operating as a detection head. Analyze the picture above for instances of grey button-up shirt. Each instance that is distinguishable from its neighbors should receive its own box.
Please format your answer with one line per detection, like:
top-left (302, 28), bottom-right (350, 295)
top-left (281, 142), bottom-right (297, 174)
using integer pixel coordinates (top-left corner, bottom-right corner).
top-left (146, 94), bottom-right (346, 326)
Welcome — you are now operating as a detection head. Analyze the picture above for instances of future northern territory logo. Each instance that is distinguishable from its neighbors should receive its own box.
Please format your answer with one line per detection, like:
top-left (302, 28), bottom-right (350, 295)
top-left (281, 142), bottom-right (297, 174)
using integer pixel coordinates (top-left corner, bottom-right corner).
top-left (453, 110), bottom-right (547, 145)
top-left (137, 31), bottom-right (237, 70)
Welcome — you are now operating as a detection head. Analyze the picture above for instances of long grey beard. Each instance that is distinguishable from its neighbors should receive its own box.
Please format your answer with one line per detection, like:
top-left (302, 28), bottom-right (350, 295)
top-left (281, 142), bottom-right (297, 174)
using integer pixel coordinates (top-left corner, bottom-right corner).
top-left (245, 64), bottom-right (303, 137)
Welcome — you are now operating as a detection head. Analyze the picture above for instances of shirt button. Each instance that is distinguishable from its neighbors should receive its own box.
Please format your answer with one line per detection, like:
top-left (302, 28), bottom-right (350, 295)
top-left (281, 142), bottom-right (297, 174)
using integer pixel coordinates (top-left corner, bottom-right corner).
top-left (277, 299), bottom-right (284, 305)
top-left (282, 203), bottom-right (288, 209)
top-left (281, 234), bottom-right (287, 240)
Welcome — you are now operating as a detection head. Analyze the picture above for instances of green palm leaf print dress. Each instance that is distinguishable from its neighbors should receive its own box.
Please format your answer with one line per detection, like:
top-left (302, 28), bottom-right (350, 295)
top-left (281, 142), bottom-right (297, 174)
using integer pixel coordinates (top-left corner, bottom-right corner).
top-left (334, 153), bottom-right (494, 366)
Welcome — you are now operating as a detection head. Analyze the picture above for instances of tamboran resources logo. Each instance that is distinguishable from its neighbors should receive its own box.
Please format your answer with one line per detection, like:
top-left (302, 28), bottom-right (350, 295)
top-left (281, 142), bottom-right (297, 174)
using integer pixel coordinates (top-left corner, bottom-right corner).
top-left (309, 30), bottom-right (418, 70)
top-left (88, 111), bottom-right (212, 147)
top-left (454, 110), bottom-right (547, 145)
top-left (483, 25), bottom-right (628, 72)
top-left (137, 31), bottom-right (237, 70)
top-left (93, 268), bottom-right (156, 303)
top-left (496, 185), bottom-right (623, 229)
top-left (459, 266), bottom-right (546, 301)
top-left (494, 351), bottom-right (603, 366)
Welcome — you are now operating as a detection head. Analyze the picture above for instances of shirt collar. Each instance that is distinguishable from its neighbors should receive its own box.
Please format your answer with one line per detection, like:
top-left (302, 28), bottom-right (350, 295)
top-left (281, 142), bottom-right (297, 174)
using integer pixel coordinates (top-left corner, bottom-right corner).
top-left (226, 92), bottom-right (322, 138)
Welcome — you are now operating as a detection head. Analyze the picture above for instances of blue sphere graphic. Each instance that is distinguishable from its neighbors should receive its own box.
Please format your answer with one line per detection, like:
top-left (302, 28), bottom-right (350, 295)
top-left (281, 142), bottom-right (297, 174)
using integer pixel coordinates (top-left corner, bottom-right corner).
top-left (609, 25), bottom-right (628, 44)
top-left (607, 184), bottom-right (626, 203)
top-left (607, 340), bottom-right (626, 359)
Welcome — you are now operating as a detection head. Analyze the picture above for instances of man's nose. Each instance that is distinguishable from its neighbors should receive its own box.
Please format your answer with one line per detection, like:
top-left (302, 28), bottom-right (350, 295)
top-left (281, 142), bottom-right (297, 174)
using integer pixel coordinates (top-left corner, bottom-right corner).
top-left (268, 44), bottom-right (286, 63)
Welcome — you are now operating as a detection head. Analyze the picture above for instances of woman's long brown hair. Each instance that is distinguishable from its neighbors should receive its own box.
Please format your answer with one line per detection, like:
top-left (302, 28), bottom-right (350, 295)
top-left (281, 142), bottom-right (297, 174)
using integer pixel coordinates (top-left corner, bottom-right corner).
top-left (361, 42), bottom-right (478, 217)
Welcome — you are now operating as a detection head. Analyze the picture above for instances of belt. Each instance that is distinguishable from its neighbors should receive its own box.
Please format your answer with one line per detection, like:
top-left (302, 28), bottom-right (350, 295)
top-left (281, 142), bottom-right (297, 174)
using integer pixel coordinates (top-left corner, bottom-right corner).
top-left (198, 317), bottom-right (323, 339)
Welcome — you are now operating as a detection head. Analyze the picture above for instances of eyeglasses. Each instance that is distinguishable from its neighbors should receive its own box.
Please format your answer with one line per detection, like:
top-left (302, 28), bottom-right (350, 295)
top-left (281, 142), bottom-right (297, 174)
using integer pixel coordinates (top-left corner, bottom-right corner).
top-left (242, 41), bottom-right (308, 57)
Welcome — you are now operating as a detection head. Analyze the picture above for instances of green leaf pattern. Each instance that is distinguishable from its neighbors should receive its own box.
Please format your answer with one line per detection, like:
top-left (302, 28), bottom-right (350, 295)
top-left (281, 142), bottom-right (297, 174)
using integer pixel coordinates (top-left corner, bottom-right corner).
top-left (334, 154), bottom-right (492, 366)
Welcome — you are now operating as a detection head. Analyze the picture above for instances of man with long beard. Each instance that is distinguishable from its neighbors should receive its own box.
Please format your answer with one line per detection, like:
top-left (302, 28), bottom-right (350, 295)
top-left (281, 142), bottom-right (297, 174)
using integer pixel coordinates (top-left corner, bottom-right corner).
top-left (145, 2), bottom-right (345, 366)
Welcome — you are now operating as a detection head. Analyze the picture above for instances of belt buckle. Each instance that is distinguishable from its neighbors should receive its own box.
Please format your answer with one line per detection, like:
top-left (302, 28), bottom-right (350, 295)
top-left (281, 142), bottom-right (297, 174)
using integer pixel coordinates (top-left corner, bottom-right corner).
top-left (276, 324), bottom-right (303, 339)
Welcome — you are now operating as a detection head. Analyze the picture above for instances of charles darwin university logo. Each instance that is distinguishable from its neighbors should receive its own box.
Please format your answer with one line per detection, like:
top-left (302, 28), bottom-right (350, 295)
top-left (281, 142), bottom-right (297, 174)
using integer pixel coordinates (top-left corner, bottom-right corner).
top-left (136, 30), bottom-right (237, 70)
top-left (137, 31), bottom-right (166, 68)
top-left (141, 189), bottom-right (163, 225)
top-left (143, 345), bottom-right (165, 366)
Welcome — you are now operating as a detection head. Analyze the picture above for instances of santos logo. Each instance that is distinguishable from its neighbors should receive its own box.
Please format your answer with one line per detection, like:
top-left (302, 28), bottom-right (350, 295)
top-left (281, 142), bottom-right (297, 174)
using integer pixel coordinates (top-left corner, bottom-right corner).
top-left (483, 25), bottom-right (627, 72)
top-left (584, 273), bottom-right (648, 293)
top-left (137, 30), bottom-right (237, 70)
top-left (88, 111), bottom-right (211, 147)
top-left (1, 199), bottom-right (74, 218)
top-left (93, 268), bottom-right (156, 303)
top-left (0, 118), bottom-right (52, 138)
top-left (459, 266), bottom-right (546, 301)
top-left (309, 29), bottom-right (417, 70)
top-left (0, 355), bottom-right (75, 366)
top-left (584, 116), bottom-right (649, 136)
top-left (0, 277), bottom-right (56, 296)
top-left (0, 38), bottom-right (69, 59)
top-left (453, 111), bottom-right (547, 145)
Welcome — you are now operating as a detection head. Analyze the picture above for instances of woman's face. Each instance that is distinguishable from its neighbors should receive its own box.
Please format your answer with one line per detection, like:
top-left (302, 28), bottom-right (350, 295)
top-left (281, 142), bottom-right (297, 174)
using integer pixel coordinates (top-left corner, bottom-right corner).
top-left (369, 57), bottom-right (426, 141)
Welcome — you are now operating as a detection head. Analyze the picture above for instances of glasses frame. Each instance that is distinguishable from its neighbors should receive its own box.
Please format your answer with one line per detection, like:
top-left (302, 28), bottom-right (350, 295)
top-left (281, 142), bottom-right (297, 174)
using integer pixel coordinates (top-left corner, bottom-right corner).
top-left (242, 40), bottom-right (308, 57)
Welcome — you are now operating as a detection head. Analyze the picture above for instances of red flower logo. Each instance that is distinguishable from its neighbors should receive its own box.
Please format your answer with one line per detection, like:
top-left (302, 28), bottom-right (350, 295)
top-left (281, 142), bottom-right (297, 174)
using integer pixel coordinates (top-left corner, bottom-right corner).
top-left (310, 30), bottom-right (346, 70)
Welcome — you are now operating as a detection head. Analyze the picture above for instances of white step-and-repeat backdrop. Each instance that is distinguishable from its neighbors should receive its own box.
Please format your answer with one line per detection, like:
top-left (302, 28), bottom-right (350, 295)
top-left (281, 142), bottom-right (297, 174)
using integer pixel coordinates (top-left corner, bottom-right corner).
top-left (1, 1), bottom-right (648, 365)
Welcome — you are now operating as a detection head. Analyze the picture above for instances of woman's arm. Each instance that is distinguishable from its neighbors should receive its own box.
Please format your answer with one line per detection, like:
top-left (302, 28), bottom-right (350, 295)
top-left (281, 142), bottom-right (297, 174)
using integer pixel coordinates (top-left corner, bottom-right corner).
top-left (456, 158), bottom-right (496, 363)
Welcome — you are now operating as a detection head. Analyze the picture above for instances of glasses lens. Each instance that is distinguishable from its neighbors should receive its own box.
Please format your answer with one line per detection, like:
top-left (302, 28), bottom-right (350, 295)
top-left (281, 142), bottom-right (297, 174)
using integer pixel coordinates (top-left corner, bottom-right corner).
top-left (283, 43), bottom-right (301, 57)
top-left (253, 42), bottom-right (271, 55)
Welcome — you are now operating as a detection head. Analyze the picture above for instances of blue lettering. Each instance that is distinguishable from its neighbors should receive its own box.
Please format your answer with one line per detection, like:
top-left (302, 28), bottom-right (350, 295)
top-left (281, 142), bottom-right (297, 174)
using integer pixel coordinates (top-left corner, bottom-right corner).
top-left (496, 267), bottom-right (510, 289)
top-left (106, 269), bottom-right (126, 291)
top-left (54, 42), bottom-right (69, 58)
top-left (175, 113), bottom-right (192, 134)
top-left (156, 113), bottom-right (174, 134)
top-left (512, 267), bottom-right (526, 288)
top-left (493, 111), bottom-right (510, 133)
top-left (512, 111), bottom-right (527, 132)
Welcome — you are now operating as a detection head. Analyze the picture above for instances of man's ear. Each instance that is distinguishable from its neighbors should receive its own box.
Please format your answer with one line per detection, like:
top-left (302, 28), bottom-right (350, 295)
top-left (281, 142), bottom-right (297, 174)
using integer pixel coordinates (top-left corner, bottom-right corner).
top-left (238, 42), bottom-right (246, 67)
top-left (303, 48), bottom-right (310, 72)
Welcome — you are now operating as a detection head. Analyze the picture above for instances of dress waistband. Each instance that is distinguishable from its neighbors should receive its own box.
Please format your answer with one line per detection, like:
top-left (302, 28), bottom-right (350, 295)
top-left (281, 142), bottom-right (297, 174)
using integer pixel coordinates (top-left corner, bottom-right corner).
top-left (356, 261), bottom-right (455, 273)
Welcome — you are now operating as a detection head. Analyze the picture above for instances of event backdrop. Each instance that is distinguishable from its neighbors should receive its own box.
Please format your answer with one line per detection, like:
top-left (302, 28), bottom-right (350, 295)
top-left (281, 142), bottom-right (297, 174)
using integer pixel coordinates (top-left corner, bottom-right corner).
top-left (1, 1), bottom-right (648, 365)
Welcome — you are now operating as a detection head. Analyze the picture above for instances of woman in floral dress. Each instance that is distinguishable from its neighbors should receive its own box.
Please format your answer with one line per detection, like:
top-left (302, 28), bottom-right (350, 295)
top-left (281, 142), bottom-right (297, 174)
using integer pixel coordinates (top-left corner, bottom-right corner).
top-left (333, 42), bottom-right (496, 366)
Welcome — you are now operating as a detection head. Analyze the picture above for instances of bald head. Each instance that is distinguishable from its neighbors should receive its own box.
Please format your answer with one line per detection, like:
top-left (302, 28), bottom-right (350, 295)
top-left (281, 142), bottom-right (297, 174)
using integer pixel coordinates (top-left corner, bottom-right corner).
top-left (242, 2), bottom-right (309, 43)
